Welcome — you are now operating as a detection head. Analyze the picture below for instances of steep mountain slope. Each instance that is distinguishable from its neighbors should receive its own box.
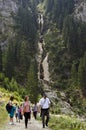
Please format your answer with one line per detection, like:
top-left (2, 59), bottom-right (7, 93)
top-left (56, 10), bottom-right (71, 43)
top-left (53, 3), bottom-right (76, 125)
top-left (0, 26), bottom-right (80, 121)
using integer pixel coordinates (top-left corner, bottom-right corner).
top-left (0, 0), bottom-right (86, 116)
top-left (38, 0), bottom-right (86, 116)
top-left (0, 0), bottom-right (18, 48)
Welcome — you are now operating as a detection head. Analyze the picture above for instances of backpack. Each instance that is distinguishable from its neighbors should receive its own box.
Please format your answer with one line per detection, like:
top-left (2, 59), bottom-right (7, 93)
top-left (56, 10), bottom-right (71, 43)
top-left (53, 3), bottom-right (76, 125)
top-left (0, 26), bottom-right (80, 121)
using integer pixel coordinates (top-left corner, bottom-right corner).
top-left (6, 103), bottom-right (12, 113)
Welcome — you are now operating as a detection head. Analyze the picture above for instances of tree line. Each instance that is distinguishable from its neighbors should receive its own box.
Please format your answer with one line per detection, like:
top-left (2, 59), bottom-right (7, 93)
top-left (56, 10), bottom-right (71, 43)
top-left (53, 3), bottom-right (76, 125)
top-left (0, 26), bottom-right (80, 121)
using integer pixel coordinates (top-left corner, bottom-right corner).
top-left (0, 0), bottom-right (39, 103)
top-left (44, 0), bottom-right (86, 100)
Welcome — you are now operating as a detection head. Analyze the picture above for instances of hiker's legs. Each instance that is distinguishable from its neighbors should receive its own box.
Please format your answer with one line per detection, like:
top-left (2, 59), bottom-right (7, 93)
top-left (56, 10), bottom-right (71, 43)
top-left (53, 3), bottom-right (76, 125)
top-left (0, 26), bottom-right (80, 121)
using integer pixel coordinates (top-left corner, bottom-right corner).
top-left (46, 112), bottom-right (49, 126)
top-left (10, 117), bottom-right (13, 122)
top-left (28, 112), bottom-right (31, 121)
top-left (10, 106), bottom-right (16, 123)
top-left (33, 112), bottom-right (37, 119)
top-left (42, 109), bottom-right (45, 128)
top-left (24, 112), bottom-right (29, 128)
top-left (15, 113), bottom-right (18, 122)
top-left (45, 109), bottom-right (49, 126)
top-left (35, 112), bottom-right (37, 119)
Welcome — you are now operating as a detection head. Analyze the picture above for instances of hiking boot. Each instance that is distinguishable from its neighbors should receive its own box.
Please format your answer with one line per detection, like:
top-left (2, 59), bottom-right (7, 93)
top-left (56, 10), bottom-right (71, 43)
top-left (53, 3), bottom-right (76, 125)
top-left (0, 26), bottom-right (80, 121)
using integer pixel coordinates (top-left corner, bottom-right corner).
top-left (43, 125), bottom-right (45, 128)
top-left (9, 122), bottom-right (12, 125)
top-left (46, 122), bottom-right (48, 127)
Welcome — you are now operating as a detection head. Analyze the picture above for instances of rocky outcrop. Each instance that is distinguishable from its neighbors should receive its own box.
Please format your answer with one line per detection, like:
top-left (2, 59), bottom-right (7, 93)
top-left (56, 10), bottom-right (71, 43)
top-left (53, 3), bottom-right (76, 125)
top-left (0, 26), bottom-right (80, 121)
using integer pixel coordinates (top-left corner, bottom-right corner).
top-left (74, 0), bottom-right (86, 22)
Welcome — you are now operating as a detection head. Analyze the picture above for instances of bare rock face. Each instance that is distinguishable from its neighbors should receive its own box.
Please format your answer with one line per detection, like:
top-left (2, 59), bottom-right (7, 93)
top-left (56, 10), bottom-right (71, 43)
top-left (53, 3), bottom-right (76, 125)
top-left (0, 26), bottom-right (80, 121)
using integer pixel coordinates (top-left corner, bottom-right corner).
top-left (74, 0), bottom-right (86, 22)
top-left (0, 0), bottom-right (18, 47)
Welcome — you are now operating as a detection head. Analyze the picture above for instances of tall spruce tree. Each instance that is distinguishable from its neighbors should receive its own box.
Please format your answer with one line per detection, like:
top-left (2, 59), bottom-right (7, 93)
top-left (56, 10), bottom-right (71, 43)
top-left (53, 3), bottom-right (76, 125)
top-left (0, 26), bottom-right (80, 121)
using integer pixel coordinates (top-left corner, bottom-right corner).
top-left (71, 63), bottom-right (77, 86)
top-left (78, 52), bottom-right (86, 96)
top-left (0, 45), bottom-right (2, 72)
top-left (17, 41), bottom-right (30, 83)
top-left (5, 40), bottom-right (17, 78)
top-left (26, 62), bottom-right (39, 103)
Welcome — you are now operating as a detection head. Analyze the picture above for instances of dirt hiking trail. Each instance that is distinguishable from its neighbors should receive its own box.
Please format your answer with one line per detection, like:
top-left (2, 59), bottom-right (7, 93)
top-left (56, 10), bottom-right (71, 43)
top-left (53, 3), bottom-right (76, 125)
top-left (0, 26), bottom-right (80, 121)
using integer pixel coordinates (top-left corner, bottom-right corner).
top-left (3, 116), bottom-right (51, 130)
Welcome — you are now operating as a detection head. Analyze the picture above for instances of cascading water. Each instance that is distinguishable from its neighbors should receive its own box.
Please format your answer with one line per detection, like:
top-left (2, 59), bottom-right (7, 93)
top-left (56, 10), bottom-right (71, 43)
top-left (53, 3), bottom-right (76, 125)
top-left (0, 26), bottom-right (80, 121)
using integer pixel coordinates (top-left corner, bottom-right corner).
top-left (37, 12), bottom-right (58, 104)
top-left (37, 14), bottom-right (53, 92)
top-left (42, 53), bottom-right (50, 82)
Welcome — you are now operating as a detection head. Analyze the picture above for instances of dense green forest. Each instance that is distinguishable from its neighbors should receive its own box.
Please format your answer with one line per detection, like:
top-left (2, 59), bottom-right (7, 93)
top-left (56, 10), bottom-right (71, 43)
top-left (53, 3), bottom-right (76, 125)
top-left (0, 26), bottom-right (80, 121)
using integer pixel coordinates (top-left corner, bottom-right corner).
top-left (0, 0), bottom-right (86, 111)
top-left (44, 0), bottom-right (86, 94)
top-left (0, 0), bottom-right (39, 103)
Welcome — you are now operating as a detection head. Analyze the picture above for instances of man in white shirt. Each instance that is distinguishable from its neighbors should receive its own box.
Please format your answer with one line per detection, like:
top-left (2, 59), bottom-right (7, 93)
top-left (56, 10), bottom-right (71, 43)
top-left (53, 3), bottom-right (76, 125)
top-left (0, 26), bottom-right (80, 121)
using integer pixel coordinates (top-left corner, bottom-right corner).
top-left (39, 93), bottom-right (50, 128)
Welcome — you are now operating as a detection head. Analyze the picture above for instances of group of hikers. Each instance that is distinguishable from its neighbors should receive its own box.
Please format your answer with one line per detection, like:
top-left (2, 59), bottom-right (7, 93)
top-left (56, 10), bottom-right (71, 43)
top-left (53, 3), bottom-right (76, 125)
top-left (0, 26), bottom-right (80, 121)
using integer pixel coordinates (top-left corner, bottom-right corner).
top-left (6, 93), bottom-right (51, 129)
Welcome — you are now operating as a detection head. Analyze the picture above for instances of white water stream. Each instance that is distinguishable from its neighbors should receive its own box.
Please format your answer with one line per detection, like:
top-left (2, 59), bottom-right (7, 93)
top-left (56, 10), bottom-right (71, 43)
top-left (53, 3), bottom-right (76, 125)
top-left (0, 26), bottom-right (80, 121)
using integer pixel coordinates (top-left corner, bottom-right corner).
top-left (37, 13), bottom-right (50, 84)
top-left (42, 53), bottom-right (50, 81)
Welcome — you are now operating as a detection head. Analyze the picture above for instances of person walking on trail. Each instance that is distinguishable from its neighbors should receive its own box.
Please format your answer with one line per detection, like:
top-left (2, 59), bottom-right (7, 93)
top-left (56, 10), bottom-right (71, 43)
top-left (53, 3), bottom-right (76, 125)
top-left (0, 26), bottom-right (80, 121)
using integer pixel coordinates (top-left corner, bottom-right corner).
top-left (18, 104), bottom-right (23, 122)
top-left (32, 103), bottom-right (38, 120)
top-left (39, 93), bottom-right (51, 128)
top-left (23, 96), bottom-right (31, 129)
top-left (15, 103), bottom-right (19, 122)
top-left (6, 96), bottom-right (16, 125)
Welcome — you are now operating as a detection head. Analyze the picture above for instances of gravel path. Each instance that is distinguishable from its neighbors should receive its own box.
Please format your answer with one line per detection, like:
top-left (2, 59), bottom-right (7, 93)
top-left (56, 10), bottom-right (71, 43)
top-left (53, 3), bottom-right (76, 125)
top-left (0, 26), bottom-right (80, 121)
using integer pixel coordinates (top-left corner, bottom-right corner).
top-left (3, 116), bottom-right (50, 130)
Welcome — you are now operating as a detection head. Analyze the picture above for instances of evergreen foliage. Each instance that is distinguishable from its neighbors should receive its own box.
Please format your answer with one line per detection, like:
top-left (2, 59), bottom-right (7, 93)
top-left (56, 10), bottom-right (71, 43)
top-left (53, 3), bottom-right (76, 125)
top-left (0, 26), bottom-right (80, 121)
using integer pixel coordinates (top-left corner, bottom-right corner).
top-left (71, 62), bottom-right (78, 87)
top-left (0, 45), bottom-right (2, 72)
top-left (78, 52), bottom-right (86, 96)
top-left (4, 0), bottom-right (38, 85)
top-left (4, 41), bottom-right (15, 78)
top-left (13, 7), bottom-right (37, 43)
top-left (1, 0), bottom-right (39, 100)
top-left (26, 61), bottom-right (39, 103)
top-left (45, 0), bottom-right (75, 29)
top-left (0, 0), bottom-right (86, 109)
top-left (63, 16), bottom-right (86, 57)
top-left (44, 0), bottom-right (86, 98)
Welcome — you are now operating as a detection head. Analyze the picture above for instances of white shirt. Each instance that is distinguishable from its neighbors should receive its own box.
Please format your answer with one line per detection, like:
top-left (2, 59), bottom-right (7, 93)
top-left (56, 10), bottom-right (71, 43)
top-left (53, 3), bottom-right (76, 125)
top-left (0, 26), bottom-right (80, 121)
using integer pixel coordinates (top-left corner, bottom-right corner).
top-left (39, 97), bottom-right (50, 109)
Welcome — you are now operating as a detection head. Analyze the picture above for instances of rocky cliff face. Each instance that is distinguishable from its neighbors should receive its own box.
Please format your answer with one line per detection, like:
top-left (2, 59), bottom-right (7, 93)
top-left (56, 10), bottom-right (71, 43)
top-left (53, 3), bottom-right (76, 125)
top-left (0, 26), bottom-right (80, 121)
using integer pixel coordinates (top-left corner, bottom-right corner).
top-left (0, 0), bottom-right (18, 48)
top-left (74, 0), bottom-right (86, 22)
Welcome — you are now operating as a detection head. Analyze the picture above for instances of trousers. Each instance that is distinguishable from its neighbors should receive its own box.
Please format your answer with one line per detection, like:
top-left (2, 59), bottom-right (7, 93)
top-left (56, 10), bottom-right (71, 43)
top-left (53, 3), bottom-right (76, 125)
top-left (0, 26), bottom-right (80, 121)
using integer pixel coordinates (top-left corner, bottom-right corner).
top-left (41, 108), bottom-right (49, 127)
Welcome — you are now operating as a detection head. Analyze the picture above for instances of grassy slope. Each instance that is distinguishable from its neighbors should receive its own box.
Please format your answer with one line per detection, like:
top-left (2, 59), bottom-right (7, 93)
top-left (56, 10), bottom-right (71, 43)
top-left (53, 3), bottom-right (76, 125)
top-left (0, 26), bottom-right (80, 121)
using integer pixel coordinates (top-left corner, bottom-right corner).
top-left (0, 105), bottom-right (8, 129)
top-left (49, 115), bottom-right (86, 130)
top-left (0, 87), bottom-right (23, 129)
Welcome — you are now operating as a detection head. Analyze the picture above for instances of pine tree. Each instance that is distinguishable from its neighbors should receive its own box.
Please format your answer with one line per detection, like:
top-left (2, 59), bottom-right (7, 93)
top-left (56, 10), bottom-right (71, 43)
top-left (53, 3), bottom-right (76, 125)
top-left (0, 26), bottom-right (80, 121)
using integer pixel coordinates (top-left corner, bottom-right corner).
top-left (71, 63), bottom-right (77, 86)
top-left (78, 52), bottom-right (86, 96)
top-left (17, 41), bottom-right (30, 83)
top-left (26, 62), bottom-right (39, 103)
top-left (0, 45), bottom-right (2, 72)
top-left (5, 41), bottom-right (16, 78)
top-left (13, 6), bottom-right (37, 43)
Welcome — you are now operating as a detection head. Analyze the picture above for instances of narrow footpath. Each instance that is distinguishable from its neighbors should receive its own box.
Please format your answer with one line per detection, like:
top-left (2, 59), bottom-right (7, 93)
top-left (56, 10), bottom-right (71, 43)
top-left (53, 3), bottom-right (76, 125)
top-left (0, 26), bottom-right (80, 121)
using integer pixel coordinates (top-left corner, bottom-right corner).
top-left (3, 116), bottom-right (50, 130)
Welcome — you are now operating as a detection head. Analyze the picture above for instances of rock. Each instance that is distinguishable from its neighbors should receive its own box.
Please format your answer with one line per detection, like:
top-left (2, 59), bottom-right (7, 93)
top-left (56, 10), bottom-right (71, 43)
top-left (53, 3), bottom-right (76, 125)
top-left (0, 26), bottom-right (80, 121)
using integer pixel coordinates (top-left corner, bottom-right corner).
top-left (59, 101), bottom-right (74, 115)
top-left (74, 0), bottom-right (86, 22)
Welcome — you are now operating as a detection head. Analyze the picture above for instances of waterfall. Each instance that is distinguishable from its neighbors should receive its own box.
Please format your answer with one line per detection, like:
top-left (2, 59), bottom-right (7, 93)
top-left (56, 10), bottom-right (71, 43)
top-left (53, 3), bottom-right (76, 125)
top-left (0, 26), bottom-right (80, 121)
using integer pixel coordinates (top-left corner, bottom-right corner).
top-left (37, 13), bottom-right (57, 103)
top-left (42, 53), bottom-right (50, 81)
top-left (37, 13), bottom-right (52, 93)
top-left (37, 13), bottom-right (50, 82)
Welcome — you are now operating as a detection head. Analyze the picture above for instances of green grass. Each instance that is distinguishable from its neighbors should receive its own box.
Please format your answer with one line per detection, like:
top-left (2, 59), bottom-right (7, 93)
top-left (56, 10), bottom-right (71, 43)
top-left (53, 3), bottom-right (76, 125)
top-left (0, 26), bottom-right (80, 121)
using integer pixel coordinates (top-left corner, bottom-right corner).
top-left (49, 115), bottom-right (86, 130)
top-left (0, 86), bottom-right (23, 129)
top-left (0, 104), bottom-right (8, 130)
